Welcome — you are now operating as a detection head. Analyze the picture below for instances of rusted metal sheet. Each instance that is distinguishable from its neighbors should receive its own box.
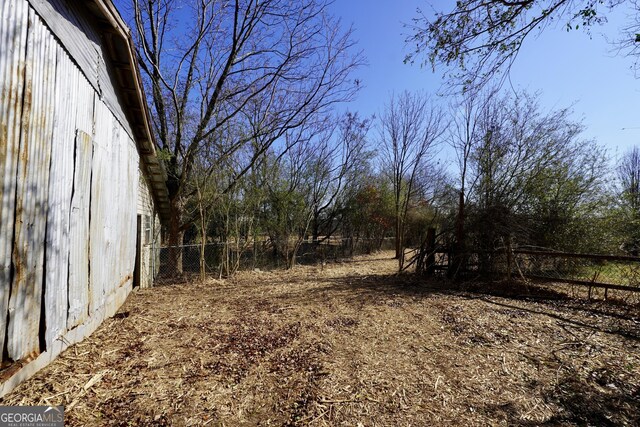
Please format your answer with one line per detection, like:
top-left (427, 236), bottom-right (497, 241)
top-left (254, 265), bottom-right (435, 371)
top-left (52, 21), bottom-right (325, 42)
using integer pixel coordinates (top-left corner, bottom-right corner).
top-left (89, 100), bottom-right (110, 315)
top-left (30, 0), bottom-right (171, 222)
top-left (0, 0), bottom-right (162, 396)
top-left (7, 7), bottom-right (57, 361)
top-left (66, 49), bottom-right (95, 330)
top-left (67, 129), bottom-right (93, 329)
top-left (26, 0), bottom-right (134, 138)
top-left (44, 43), bottom-right (78, 347)
top-left (117, 124), bottom-right (137, 290)
top-left (0, 0), bottom-right (29, 362)
top-left (90, 99), bottom-right (138, 316)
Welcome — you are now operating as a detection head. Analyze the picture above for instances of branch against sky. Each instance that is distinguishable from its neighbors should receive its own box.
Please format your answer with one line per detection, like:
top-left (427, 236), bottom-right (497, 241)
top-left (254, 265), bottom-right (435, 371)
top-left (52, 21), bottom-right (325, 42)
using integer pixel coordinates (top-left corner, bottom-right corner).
top-left (405, 0), bottom-right (627, 92)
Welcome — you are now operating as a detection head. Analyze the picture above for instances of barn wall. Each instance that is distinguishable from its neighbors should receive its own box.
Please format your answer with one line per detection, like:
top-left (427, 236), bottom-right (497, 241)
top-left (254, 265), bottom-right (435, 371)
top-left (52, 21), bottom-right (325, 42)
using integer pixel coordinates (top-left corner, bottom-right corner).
top-left (25, 0), bottom-right (134, 139)
top-left (0, 0), bottom-right (160, 396)
top-left (138, 172), bottom-right (161, 288)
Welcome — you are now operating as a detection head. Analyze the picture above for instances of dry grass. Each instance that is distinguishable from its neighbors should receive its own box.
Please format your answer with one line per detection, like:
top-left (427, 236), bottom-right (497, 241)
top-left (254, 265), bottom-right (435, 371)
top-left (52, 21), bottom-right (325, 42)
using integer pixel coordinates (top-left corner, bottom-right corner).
top-left (3, 251), bottom-right (640, 426)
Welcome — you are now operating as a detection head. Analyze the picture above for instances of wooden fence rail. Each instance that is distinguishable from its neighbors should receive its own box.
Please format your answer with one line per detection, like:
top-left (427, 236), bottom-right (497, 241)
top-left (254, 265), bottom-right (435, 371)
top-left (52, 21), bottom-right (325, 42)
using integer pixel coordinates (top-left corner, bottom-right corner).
top-left (508, 249), bottom-right (640, 294)
top-left (425, 247), bottom-right (640, 294)
top-left (512, 249), bottom-right (640, 263)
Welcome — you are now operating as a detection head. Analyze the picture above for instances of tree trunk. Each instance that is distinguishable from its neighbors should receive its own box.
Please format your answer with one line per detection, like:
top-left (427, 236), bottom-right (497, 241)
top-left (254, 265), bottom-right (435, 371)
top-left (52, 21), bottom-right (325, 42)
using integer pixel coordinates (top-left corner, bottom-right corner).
top-left (163, 194), bottom-right (184, 278)
top-left (312, 211), bottom-right (320, 242)
top-left (198, 188), bottom-right (207, 283)
top-left (200, 236), bottom-right (206, 282)
top-left (505, 235), bottom-right (513, 281)
top-left (425, 227), bottom-right (436, 276)
top-left (394, 215), bottom-right (402, 259)
top-left (449, 189), bottom-right (465, 279)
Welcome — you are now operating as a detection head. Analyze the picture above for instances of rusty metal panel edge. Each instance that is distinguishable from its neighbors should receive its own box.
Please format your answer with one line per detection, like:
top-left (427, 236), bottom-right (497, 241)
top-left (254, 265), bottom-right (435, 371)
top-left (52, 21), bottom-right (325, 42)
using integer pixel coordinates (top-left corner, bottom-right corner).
top-left (0, 0), bottom-right (29, 364)
top-left (67, 129), bottom-right (93, 329)
top-left (7, 8), bottom-right (57, 361)
top-left (0, 279), bottom-right (132, 397)
top-left (44, 43), bottom-right (80, 348)
top-left (65, 34), bottom-right (96, 331)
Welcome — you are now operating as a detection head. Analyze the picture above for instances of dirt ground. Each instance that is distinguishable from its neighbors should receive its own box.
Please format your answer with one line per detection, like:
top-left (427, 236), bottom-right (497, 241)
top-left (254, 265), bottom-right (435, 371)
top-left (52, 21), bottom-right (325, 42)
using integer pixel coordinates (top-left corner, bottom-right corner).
top-left (3, 251), bottom-right (640, 426)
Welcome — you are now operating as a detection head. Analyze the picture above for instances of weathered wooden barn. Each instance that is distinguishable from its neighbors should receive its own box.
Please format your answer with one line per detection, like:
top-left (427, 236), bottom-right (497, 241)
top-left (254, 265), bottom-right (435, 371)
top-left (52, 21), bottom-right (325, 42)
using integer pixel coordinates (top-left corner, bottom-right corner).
top-left (0, 0), bottom-right (169, 396)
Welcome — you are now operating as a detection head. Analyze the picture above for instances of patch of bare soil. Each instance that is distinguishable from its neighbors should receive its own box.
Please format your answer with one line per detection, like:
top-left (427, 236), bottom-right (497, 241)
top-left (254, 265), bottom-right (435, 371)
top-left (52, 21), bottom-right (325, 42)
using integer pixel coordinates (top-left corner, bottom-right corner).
top-left (3, 251), bottom-right (640, 426)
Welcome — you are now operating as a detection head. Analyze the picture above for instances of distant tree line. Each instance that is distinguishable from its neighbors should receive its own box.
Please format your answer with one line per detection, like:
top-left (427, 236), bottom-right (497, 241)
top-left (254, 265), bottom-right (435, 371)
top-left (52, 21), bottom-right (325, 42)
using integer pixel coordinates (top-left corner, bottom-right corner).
top-left (118, 0), bottom-right (640, 278)
top-left (181, 86), bottom-right (640, 278)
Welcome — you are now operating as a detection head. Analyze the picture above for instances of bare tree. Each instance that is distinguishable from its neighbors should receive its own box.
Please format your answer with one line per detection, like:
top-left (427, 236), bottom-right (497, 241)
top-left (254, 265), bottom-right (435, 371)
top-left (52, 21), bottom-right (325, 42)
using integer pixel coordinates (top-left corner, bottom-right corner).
top-left (262, 129), bottom-right (318, 269)
top-left (308, 112), bottom-right (372, 242)
top-left (126, 0), bottom-right (363, 273)
top-left (619, 146), bottom-right (640, 211)
top-left (460, 91), bottom-right (608, 270)
top-left (379, 91), bottom-right (446, 269)
top-left (191, 158), bottom-right (217, 282)
top-left (617, 146), bottom-right (640, 254)
top-left (446, 88), bottom-right (496, 277)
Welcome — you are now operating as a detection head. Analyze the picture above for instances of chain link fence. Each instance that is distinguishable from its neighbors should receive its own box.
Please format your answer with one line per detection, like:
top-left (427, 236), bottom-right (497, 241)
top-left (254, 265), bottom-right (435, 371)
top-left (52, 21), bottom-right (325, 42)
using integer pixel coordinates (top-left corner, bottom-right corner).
top-left (154, 237), bottom-right (395, 284)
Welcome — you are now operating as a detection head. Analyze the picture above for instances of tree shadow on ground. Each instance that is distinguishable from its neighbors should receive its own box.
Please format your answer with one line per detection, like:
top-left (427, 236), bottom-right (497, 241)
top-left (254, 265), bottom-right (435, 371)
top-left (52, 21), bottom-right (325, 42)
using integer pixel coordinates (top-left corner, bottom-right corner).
top-left (298, 271), bottom-right (640, 425)
top-left (276, 270), bottom-right (640, 343)
top-left (480, 372), bottom-right (640, 426)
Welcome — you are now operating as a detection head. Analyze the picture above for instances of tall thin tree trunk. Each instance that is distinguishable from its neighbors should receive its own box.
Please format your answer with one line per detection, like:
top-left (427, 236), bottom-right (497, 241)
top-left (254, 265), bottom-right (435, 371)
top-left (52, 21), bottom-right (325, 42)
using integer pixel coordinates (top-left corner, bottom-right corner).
top-left (395, 213), bottom-right (402, 259)
top-left (165, 194), bottom-right (184, 277)
top-left (449, 189), bottom-right (465, 279)
top-left (312, 210), bottom-right (320, 242)
top-left (505, 235), bottom-right (513, 281)
top-left (197, 186), bottom-right (207, 283)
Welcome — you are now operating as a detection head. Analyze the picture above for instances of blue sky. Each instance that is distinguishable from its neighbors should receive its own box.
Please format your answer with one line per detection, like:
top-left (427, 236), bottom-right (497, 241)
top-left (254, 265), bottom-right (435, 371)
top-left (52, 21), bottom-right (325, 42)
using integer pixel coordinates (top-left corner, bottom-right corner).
top-left (329, 1), bottom-right (640, 162)
top-left (113, 0), bottom-right (640, 163)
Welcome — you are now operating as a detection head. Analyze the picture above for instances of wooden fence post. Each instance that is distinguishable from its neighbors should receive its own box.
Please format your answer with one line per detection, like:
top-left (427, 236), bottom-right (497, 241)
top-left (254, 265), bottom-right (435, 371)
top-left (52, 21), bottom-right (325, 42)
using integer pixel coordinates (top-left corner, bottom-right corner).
top-left (506, 236), bottom-right (513, 281)
top-left (426, 228), bottom-right (436, 276)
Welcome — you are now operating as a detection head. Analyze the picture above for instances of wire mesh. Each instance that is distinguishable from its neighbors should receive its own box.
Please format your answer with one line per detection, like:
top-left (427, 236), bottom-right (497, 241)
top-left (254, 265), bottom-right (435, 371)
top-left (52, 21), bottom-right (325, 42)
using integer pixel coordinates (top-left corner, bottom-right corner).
top-left (154, 237), bottom-right (395, 284)
top-left (496, 248), bottom-right (640, 302)
top-left (422, 243), bottom-right (640, 302)
top-left (511, 250), bottom-right (640, 288)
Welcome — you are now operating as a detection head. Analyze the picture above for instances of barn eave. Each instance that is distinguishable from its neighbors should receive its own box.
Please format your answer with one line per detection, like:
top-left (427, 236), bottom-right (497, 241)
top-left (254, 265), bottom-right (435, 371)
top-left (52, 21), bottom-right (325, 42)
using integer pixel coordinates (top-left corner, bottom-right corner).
top-left (84, 0), bottom-right (170, 223)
